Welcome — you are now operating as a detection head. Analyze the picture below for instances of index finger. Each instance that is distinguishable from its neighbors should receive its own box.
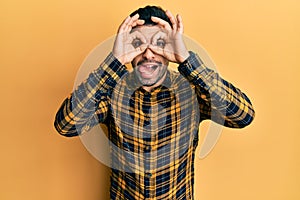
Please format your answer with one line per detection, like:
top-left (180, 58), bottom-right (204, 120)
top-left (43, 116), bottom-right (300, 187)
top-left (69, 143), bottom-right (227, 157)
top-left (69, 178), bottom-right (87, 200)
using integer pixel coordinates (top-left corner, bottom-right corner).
top-left (176, 14), bottom-right (184, 34)
top-left (165, 10), bottom-right (177, 31)
top-left (119, 14), bottom-right (142, 33)
top-left (151, 16), bottom-right (172, 30)
top-left (125, 14), bottom-right (140, 32)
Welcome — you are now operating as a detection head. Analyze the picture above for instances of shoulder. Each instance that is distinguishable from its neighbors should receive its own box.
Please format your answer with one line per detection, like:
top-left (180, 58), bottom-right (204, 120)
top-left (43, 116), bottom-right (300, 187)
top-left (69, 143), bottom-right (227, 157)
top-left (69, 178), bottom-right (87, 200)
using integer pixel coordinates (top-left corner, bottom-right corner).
top-left (167, 69), bottom-right (195, 90)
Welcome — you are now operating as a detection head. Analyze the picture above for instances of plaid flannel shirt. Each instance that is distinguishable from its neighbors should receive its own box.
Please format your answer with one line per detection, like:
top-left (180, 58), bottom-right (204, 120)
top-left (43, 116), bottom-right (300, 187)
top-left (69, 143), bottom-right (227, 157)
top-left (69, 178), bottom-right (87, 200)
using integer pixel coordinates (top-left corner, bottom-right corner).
top-left (54, 52), bottom-right (255, 200)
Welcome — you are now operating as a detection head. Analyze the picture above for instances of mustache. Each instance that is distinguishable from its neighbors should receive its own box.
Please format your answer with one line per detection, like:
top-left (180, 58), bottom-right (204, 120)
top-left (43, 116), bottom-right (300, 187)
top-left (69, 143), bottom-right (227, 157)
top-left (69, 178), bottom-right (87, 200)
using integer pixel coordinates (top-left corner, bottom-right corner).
top-left (137, 59), bottom-right (162, 66)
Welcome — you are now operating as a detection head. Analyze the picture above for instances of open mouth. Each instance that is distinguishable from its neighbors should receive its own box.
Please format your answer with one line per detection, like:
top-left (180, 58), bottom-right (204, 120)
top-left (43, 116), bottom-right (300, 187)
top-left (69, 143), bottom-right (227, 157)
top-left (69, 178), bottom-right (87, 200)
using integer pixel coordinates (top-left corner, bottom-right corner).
top-left (138, 64), bottom-right (159, 75)
top-left (136, 59), bottom-right (162, 79)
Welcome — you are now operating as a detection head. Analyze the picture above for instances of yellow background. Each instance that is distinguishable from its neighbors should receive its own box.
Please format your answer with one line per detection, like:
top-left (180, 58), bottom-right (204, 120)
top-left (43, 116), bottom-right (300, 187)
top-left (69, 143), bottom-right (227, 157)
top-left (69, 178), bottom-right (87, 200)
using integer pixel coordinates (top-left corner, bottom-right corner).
top-left (0, 0), bottom-right (299, 199)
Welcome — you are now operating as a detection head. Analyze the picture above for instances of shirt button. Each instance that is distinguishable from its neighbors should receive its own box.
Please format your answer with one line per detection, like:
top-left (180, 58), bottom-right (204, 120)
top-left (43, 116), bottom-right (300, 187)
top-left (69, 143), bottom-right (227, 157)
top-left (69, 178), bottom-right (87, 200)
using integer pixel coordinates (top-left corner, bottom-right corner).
top-left (145, 146), bottom-right (151, 151)
top-left (201, 94), bottom-right (207, 99)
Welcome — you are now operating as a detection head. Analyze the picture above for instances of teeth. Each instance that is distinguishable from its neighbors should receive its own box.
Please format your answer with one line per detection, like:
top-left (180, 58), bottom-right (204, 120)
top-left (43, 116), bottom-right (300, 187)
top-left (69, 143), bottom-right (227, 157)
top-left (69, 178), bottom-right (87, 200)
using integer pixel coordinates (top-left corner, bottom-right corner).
top-left (144, 64), bottom-right (157, 68)
top-left (139, 65), bottom-right (157, 72)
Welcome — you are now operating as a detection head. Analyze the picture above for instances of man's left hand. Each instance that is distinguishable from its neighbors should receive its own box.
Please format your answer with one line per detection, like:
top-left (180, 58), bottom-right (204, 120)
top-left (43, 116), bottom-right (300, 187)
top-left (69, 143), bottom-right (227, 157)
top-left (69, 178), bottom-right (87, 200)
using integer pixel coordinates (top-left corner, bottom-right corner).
top-left (149, 10), bottom-right (190, 63)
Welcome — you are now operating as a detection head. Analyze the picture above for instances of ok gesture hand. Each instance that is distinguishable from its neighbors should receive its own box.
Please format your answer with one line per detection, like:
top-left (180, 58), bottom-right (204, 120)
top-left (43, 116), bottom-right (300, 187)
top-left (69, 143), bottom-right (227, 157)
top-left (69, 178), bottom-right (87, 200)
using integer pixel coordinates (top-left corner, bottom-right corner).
top-left (150, 10), bottom-right (190, 63)
top-left (113, 14), bottom-right (147, 65)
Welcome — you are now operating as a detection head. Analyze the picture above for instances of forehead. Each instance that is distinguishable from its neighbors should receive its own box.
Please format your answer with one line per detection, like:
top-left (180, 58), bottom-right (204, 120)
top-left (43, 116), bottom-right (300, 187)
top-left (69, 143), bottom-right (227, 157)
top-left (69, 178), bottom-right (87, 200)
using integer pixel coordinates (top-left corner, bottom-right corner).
top-left (131, 25), bottom-right (163, 39)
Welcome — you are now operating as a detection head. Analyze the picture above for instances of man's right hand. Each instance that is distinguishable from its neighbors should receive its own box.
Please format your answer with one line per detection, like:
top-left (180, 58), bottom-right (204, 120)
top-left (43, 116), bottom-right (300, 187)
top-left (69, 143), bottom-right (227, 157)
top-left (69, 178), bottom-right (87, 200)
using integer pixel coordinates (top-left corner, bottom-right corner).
top-left (112, 14), bottom-right (147, 65)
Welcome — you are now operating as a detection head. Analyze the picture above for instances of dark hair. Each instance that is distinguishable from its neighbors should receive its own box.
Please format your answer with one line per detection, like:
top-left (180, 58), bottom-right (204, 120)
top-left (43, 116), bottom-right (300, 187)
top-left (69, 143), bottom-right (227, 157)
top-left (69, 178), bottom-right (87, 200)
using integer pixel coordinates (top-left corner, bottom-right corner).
top-left (130, 5), bottom-right (172, 27)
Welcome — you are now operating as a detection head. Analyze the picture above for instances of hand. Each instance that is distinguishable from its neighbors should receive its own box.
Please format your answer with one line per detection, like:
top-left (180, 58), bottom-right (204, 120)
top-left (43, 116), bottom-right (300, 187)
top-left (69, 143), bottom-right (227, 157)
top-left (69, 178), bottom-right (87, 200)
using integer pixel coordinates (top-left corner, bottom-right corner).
top-left (149, 10), bottom-right (190, 63)
top-left (112, 14), bottom-right (147, 65)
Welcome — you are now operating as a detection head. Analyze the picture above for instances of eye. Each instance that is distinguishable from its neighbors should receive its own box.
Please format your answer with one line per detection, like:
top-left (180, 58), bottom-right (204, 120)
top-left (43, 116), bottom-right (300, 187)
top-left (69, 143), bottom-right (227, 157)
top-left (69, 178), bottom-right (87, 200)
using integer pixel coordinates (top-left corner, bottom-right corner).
top-left (156, 38), bottom-right (166, 48)
top-left (132, 38), bottom-right (143, 48)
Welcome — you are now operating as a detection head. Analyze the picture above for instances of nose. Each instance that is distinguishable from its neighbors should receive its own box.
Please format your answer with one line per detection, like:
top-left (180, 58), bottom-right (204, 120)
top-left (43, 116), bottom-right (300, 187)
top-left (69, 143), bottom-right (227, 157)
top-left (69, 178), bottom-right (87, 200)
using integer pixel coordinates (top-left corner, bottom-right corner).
top-left (142, 47), bottom-right (155, 60)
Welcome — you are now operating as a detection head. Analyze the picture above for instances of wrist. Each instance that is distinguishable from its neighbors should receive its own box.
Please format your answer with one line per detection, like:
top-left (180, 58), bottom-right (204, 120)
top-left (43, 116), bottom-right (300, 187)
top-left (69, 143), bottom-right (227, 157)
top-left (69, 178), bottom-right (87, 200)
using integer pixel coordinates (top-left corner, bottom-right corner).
top-left (112, 52), bottom-right (124, 65)
top-left (178, 50), bottom-right (190, 63)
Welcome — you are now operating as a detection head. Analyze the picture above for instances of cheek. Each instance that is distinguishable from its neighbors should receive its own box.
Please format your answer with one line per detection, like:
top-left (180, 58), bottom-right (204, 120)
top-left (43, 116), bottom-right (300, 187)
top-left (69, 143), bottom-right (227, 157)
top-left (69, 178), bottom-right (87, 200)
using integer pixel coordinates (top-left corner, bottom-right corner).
top-left (131, 58), bottom-right (139, 68)
top-left (157, 55), bottom-right (168, 66)
top-left (162, 59), bottom-right (169, 67)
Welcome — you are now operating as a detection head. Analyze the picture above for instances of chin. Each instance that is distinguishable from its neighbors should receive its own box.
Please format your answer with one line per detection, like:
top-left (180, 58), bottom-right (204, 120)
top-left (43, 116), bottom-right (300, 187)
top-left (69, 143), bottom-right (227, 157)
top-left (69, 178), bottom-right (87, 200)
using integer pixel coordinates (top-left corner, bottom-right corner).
top-left (141, 80), bottom-right (158, 87)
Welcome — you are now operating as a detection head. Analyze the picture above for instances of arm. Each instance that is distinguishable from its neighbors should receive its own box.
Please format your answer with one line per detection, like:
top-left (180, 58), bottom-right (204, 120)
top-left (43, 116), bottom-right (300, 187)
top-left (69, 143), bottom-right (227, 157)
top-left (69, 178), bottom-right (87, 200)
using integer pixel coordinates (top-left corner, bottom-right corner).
top-left (54, 53), bottom-right (127, 137)
top-left (54, 13), bottom-right (146, 136)
top-left (178, 52), bottom-right (255, 128)
top-left (148, 11), bottom-right (254, 128)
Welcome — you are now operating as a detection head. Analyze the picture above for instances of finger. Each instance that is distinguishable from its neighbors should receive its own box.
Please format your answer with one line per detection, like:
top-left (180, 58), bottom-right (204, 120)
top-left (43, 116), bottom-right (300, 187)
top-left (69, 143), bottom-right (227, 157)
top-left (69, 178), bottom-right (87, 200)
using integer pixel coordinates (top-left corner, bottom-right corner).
top-left (151, 31), bottom-right (167, 46)
top-left (130, 30), bottom-right (147, 44)
top-left (148, 44), bottom-right (164, 57)
top-left (126, 43), bottom-right (148, 62)
top-left (136, 19), bottom-right (145, 26)
top-left (122, 13), bottom-right (139, 32)
top-left (151, 16), bottom-right (172, 30)
top-left (136, 43), bottom-right (148, 54)
top-left (176, 14), bottom-right (184, 34)
top-left (124, 16), bottom-right (135, 32)
top-left (165, 10), bottom-right (177, 31)
top-left (118, 16), bottom-right (131, 33)
top-left (126, 14), bottom-right (142, 32)
top-left (128, 13), bottom-right (139, 26)
top-left (131, 13), bottom-right (140, 21)
top-left (131, 19), bottom-right (145, 28)
top-left (128, 43), bottom-right (148, 53)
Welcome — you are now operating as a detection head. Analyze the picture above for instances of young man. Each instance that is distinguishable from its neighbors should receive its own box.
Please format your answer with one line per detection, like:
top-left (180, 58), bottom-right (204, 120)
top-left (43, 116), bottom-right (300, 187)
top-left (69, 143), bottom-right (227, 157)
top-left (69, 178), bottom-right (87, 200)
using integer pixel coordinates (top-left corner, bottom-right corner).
top-left (54, 6), bottom-right (255, 200)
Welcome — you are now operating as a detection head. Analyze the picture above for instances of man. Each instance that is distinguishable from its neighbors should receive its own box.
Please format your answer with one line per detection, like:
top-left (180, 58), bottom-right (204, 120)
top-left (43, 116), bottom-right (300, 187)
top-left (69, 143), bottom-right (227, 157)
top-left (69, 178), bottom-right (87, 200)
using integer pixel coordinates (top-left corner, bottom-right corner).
top-left (54, 5), bottom-right (255, 200)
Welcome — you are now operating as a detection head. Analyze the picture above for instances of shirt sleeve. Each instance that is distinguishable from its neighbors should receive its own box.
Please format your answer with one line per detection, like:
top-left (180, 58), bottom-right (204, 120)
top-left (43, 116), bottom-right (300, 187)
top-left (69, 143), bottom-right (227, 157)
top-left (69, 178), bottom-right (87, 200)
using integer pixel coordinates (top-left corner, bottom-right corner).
top-left (178, 51), bottom-right (255, 128)
top-left (54, 53), bottom-right (127, 136)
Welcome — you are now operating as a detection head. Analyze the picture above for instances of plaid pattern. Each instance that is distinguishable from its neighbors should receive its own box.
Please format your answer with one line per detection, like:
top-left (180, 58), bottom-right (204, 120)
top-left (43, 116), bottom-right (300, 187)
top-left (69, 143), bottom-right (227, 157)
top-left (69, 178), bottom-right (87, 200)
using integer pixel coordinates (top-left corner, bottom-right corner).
top-left (54, 52), bottom-right (255, 200)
